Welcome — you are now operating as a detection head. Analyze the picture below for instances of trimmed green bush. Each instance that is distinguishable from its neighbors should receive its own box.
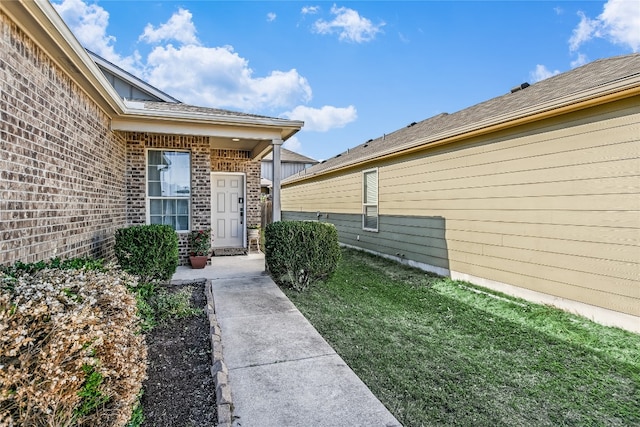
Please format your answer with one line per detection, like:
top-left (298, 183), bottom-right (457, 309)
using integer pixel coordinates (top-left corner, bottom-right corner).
top-left (115, 225), bottom-right (178, 283)
top-left (265, 221), bottom-right (341, 291)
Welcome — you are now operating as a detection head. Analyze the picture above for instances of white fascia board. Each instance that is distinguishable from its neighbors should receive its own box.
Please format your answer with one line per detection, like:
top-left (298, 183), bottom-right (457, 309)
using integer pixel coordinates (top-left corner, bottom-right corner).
top-left (111, 119), bottom-right (284, 140)
top-left (114, 106), bottom-right (304, 140)
top-left (120, 104), bottom-right (303, 129)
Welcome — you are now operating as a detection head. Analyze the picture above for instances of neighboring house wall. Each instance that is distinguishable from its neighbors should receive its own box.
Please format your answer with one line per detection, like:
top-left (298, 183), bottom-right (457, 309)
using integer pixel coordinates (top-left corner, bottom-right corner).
top-left (282, 97), bottom-right (640, 322)
top-left (261, 161), bottom-right (313, 181)
top-left (0, 10), bottom-right (127, 264)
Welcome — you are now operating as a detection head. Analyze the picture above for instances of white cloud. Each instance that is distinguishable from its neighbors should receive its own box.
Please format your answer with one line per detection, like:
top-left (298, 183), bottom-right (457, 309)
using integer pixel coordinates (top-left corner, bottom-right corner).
top-left (313, 5), bottom-right (385, 43)
top-left (139, 8), bottom-right (199, 45)
top-left (569, 11), bottom-right (600, 52)
top-left (569, 0), bottom-right (640, 52)
top-left (599, 0), bottom-right (640, 51)
top-left (282, 105), bottom-right (357, 132)
top-left (54, 0), bottom-right (314, 113)
top-left (283, 136), bottom-right (302, 152)
top-left (52, 0), bottom-right (140, 73)
top-left (301, 6), bottom-right (320, 15)
top-left (144, 44), bottom-right (312, 111)
top-left (530, 64), bottom-right (561, 83)
top-left (570, 53), bottom-right (588, 68)
top-left (267, 12), bottom-right (277, 22)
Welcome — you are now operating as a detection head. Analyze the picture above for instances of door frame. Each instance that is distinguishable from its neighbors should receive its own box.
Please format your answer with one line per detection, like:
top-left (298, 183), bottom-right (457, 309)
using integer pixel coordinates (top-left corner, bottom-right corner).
top-left (210, 172), bottom-right (246, 249)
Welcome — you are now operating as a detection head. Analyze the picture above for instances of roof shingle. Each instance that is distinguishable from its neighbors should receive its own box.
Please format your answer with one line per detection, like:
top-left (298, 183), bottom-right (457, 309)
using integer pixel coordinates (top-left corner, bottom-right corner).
top-left (286, 54), bottom-right (640, 182)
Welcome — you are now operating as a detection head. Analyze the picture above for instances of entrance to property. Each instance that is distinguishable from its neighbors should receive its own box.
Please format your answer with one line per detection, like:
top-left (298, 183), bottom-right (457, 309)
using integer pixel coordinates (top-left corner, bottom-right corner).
top-left (211, 173), bottom-right (245, 249)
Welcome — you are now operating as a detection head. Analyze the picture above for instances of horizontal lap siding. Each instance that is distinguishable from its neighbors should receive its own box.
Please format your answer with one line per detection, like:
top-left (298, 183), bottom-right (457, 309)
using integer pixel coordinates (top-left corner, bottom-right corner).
top-left (281, 99), bottom-right (639, 317)
top-left (280, 212), bottom-right (451, 272)
top-left (281, 173), bottom-right (361, 213)
top-left (380, 103), bottom-right (639, 316)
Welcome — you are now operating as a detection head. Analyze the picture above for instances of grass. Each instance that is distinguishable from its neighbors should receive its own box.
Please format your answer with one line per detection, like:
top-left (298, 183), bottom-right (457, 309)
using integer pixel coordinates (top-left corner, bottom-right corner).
top-left (282, 248), bottom-right (640, 427)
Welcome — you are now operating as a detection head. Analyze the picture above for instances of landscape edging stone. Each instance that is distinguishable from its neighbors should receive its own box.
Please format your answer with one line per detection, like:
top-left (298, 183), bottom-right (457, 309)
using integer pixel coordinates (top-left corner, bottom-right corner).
top-left (205, 279), bottom-right (234, 427)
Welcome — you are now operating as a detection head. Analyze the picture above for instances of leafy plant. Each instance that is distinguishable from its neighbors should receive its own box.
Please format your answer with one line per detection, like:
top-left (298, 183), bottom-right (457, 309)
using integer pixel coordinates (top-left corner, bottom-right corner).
top-left (74, 365), bottom-right (110, 421)
top-left (188, 229), bottom-right (212, 256)
top-left (115, 225), bottom-right (179, 283)
top-left (264, 221), bottom-right (341, 291)
top-left (0, 257), bottom-right (105, 278)
top-left (153, 286), bottom-right (203, 324)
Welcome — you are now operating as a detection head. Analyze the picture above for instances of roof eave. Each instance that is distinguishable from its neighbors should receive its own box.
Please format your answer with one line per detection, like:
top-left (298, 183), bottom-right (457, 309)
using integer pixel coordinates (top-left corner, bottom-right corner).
top-left (113, 104), bottom-right (304, 140)
top-left (2, 0), bottom-right (127, 117)
top-left (284, 75), bottom-right (640, 186)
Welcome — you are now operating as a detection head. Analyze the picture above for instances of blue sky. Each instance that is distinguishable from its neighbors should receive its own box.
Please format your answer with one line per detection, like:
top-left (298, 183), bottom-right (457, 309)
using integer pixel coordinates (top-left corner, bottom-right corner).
top-left (52, 0), bottom-right (639, 161)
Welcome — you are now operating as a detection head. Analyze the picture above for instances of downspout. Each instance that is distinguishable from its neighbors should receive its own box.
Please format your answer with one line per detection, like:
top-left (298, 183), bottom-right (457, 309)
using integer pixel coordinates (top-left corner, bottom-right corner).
top-left (271, 139), bottom-right (283, 222)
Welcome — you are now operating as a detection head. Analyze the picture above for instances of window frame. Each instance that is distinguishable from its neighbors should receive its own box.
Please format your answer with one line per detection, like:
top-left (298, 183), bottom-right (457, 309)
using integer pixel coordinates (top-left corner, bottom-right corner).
top-left (362, 167), bottom-right (379, 232)
top-left (145, 148), bottom-right (192, 232)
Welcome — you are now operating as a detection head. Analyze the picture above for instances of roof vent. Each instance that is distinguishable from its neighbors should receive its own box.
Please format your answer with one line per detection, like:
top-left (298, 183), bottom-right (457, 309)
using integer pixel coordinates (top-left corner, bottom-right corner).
top-left (510, 82), bottom-right (530, 93)
top-left (407, 122), bottom-right (417, 127)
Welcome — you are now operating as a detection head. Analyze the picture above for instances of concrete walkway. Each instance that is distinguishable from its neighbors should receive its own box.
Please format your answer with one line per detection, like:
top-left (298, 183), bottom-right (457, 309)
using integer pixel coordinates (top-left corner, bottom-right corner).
top-left (173, 253), bottom-right (401, 427)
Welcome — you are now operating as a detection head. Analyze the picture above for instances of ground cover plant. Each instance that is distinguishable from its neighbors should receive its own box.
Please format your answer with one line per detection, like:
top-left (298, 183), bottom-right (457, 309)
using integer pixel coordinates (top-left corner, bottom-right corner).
top-left (0, 260), bottom-right (147, 426)
top-left (283, 248), bottom-right (640, 426)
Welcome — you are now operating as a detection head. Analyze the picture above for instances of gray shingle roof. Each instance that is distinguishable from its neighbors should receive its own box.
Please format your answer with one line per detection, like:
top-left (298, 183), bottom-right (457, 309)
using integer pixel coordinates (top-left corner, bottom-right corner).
top-left (286, 53), bottom-right (640, 182)
top-left (140, 100), bottom-right (284, 121)
top-left (262, 148), bottom-right (319, 163)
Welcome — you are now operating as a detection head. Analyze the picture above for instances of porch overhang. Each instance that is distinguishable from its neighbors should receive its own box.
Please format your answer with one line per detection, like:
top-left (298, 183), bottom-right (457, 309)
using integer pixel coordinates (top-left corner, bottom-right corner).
top-left (112, 109), bottom-right (303, 160)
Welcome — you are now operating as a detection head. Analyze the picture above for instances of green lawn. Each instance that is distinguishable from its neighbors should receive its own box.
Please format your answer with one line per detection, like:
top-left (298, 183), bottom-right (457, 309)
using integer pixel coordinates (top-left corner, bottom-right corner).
top-left (282, 248), bottom-right (640, 427)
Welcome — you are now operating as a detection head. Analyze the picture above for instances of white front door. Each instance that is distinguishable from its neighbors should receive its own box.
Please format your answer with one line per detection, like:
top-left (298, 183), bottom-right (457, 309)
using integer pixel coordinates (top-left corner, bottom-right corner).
top-left (212, 174), bottom-right (244, 248)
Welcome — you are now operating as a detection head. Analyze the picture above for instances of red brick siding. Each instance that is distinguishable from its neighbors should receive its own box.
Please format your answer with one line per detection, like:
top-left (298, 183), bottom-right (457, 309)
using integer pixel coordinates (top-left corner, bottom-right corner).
top-left (0, 11), bottom-right (126, 264)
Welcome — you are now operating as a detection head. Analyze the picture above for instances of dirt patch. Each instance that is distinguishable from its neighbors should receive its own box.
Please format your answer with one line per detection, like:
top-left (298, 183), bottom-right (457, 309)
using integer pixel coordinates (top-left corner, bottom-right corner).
top-left (141, 280), bottom-right (217, 426)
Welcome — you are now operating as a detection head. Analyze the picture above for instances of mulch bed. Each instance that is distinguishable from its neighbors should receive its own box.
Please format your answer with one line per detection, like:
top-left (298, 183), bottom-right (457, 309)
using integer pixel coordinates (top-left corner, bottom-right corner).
top-left (141, 280), bottom-right (217, 426)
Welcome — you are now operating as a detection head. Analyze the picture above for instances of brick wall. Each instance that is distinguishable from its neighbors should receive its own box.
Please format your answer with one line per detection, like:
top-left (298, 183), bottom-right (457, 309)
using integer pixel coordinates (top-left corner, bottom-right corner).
top-left (211, 149), bottom-right (262, 230)
top-left (122, 138), bottom-right (262, 264)
top-left (0, 11), bottom-right (127, 264)
top-left (121, 132), bottom-right (212, 263)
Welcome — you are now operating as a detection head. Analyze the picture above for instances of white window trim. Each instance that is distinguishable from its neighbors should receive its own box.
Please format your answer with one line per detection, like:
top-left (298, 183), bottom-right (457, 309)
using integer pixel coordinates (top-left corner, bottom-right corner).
top-left (362, 167), bottom-right (379, 232)
top-left (145, 148), bottom-right (192, 233)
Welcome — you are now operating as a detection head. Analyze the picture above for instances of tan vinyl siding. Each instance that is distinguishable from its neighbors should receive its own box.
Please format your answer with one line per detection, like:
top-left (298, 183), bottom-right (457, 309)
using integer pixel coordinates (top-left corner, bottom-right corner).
top-left (281, 100), bottom-right (640, 318)
top-left (379, 105), bottom-right (640, 315)
top-left (281, 172), bottom-right (361, 213)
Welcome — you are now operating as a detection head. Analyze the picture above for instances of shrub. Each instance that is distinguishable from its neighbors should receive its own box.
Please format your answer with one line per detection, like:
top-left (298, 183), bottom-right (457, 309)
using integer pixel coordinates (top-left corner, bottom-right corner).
top-left (0, 265), bottom-right (147, 426)
top-left (265, 221), bottom-right (341, 291)
top-left (114, 225), bottom-right (178, 283)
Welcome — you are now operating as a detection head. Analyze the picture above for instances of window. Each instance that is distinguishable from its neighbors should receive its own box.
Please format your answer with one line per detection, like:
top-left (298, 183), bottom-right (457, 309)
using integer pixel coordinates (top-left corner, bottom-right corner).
top-left (147, 150), bottom-right (191, 231)
top-left (362, 168), bottom-right (378, 231)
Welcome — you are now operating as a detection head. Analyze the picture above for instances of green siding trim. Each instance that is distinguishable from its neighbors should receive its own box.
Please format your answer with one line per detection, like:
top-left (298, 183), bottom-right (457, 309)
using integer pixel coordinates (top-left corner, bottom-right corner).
top-left (281, 211), bottom-right (450, 272)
